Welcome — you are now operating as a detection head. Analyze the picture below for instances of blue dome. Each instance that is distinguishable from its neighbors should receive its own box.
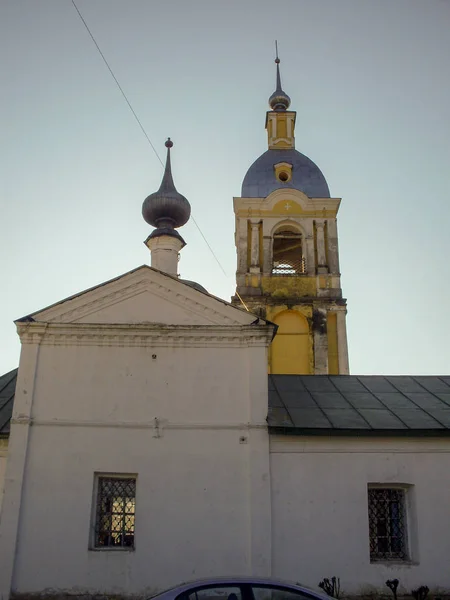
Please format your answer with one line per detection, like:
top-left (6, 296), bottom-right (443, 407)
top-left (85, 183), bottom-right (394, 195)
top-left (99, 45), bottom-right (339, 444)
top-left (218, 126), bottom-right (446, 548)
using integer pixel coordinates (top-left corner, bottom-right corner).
top-left (241, 149), bottom-right (330, 198)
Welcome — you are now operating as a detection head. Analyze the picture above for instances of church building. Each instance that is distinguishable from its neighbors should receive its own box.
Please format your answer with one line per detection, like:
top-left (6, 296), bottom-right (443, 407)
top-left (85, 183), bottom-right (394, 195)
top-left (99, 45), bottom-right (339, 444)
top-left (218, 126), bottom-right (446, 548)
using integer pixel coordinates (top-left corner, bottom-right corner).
top-left (0, 57), bottom-right (449, 600)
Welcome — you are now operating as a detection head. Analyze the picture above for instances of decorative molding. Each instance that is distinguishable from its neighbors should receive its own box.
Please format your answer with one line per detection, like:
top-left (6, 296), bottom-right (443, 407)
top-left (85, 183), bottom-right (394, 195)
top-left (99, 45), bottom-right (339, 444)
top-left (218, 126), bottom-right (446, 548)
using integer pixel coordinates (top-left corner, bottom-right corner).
top-left (11, 417), bottom-right (268, 431)
top-left (270, 436), bottom-right (450, 454)
top-left (234, 190), bottom-right (341, 214)
top-left (16, 322), bottom-right (274, 348)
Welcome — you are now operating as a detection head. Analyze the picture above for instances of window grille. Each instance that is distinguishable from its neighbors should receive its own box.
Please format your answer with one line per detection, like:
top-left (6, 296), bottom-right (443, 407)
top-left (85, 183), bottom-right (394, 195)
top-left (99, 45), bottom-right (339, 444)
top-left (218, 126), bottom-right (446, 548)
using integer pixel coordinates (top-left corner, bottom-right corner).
top-left (272, 230), bottom-right (306, 275)
top-left (368, 487), bottom-right (408, 561)
top-left (94, 476), bottom-right (136, 549)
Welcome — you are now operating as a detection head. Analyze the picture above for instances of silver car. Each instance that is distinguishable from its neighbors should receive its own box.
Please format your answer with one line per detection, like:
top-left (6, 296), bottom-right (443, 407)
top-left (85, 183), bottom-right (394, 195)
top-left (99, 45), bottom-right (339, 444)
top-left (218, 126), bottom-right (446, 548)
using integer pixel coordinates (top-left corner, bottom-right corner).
top-left (149, 577), bottom-right (331, 600)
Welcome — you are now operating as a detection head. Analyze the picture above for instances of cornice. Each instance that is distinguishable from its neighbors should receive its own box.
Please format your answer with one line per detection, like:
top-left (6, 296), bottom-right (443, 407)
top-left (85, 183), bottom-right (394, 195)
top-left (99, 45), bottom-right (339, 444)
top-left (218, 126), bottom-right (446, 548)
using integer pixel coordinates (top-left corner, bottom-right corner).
top-left (270, 436), bottom-right (450, 454)
top-left (234, 190), bottom-right (341, 214)
top-left (16, 322), bottom-right (274, 348)
top-left (11, 417), bottom-right (268, 431)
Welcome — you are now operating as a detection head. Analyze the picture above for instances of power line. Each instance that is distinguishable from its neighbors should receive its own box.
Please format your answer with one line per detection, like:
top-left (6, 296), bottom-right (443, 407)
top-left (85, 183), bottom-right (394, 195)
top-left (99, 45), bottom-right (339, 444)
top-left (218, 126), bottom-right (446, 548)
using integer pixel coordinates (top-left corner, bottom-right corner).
top-left (70, 0), bottom-right (229, 279)
top-left (189, 216), bottom-right (227, 276)
top-left (71, 0), bottom-right (163, 167)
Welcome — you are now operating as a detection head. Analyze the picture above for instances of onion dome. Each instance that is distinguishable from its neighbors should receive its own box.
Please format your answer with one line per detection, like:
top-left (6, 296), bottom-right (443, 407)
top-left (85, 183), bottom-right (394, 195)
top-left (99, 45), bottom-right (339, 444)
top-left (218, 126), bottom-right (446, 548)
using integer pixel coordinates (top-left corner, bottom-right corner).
top-left (268, 56), bottom-right (291, 112)
top-left (142, 139), bottom-right (191, 230)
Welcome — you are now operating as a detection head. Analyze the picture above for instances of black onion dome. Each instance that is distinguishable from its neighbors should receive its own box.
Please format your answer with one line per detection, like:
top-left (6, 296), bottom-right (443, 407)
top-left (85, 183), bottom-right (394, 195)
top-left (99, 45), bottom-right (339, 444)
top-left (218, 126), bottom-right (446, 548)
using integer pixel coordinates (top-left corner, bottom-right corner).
top-left (142, 139), bottom-right (191, 229)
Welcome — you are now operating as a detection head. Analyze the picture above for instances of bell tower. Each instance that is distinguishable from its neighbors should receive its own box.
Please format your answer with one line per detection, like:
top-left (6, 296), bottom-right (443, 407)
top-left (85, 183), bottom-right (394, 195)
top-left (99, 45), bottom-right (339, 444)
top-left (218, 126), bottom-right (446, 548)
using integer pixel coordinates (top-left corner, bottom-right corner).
top-left (232, 52), bottom-right (349, 375)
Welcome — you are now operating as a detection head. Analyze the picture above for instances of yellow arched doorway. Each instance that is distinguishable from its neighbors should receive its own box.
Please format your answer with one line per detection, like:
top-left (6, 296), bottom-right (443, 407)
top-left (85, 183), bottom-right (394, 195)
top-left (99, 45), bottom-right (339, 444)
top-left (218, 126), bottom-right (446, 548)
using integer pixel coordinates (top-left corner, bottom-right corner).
top-left (270, 310), bottom-right (311, 374)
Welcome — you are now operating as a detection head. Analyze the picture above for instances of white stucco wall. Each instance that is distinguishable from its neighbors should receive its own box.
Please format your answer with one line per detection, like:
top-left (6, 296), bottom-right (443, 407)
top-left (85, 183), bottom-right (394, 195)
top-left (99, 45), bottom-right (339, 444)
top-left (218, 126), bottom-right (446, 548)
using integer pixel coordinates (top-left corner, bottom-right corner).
top-left (1, 323), bottom-right (272, 597)
top-left (14, 426), bottom-right (252, 594)
top-left (270, 436), bottom-right (450, 596)
top-left (0, 440), bottom-right (8, 511)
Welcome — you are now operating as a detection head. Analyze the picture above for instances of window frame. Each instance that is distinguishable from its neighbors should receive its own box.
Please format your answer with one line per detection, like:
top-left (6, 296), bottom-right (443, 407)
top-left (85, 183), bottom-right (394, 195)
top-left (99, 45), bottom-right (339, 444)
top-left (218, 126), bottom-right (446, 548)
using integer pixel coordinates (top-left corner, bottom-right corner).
top-left (367, 484), bottom-right (410, 563)
top-left (90, 473), bottom-right (137, 551)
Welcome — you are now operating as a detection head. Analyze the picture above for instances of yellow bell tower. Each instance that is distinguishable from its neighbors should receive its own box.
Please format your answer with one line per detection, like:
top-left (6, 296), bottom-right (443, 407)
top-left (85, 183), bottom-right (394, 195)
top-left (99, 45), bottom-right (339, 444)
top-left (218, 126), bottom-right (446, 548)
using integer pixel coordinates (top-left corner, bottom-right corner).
top-left (232, 52), bottom-right (349, 375)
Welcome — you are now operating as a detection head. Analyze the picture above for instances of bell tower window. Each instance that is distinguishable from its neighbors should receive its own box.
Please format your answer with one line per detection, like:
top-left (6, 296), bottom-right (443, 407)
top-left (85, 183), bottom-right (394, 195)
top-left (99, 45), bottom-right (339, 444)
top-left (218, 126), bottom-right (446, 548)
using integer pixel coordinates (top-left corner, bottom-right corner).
top-left (272, 226), bottom-right (306, 275)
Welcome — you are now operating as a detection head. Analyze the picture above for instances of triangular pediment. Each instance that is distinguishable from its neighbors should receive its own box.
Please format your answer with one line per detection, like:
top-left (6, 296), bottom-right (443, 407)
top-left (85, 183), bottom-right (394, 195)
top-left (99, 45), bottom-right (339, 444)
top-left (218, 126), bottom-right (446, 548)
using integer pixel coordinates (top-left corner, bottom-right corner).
top-left (23, 266), bottom-right (259, 327)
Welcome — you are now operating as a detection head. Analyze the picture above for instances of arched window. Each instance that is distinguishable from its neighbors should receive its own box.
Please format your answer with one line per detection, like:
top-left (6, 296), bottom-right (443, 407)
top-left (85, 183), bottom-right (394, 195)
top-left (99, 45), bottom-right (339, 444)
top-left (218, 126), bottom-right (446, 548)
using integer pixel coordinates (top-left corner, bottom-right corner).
top-left (271, 226), bottom-right (306, 275)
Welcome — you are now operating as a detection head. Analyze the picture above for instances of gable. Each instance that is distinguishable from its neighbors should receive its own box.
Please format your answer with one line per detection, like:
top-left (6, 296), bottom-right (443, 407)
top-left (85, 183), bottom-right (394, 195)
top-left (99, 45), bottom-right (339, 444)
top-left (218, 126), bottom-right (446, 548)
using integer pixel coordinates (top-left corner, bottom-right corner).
top-left (22, 265), bottom-right (260, 327)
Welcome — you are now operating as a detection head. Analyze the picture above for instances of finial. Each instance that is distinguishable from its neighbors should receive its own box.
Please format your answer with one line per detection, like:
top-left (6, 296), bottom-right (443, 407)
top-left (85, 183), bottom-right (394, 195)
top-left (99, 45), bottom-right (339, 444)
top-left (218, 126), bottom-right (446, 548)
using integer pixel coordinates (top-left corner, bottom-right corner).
top-left (269, 41), bottom-right (291, 111)
top-left (165, 137), bottom-right (173, 148)
top-left (275, 40), bottom-right (280, 64)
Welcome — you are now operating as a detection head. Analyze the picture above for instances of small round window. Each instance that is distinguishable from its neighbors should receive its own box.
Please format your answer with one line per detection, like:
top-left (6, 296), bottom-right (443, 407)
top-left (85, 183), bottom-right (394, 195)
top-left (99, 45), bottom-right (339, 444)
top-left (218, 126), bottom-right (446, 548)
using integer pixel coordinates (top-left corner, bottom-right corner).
top-left (278, 171), bottom-right (289, 182)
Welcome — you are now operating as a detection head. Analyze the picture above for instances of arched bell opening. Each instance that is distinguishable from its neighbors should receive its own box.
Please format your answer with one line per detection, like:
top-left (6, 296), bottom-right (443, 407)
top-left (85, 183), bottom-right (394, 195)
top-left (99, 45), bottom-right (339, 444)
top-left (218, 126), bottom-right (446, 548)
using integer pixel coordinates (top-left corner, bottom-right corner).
top-left (271, 224), bottom-right (306, 275)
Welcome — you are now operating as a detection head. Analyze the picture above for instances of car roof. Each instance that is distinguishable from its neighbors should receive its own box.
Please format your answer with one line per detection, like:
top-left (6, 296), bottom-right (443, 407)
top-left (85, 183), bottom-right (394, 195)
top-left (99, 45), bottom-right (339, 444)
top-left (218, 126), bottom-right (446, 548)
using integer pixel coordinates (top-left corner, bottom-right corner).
top-left (154, 577), bottom-right (328, 599)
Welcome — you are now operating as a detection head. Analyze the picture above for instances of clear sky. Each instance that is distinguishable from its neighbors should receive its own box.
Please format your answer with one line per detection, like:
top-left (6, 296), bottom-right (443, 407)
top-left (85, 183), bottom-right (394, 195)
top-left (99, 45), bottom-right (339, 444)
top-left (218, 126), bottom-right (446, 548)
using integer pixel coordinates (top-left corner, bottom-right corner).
top-left (1, 0), bottom-right (449, 375)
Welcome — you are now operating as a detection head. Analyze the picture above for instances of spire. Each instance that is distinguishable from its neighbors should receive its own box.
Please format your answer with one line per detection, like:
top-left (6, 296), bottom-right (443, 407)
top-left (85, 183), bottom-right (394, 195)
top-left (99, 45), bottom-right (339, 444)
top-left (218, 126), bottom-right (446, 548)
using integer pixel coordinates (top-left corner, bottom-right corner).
top-left (158, 138), bottom-right (176, 199)
top-left (275, 41), bottom-right (282, 90)
top-left (269, 41), bottom-right (291, 112)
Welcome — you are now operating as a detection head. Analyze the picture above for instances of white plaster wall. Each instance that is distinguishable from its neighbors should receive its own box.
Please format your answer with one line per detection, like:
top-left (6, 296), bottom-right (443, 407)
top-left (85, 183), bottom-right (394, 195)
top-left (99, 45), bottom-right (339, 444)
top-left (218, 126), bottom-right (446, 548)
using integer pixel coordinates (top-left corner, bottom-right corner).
top-left (270, 436), bottom-right (450, 595)
top-left (29, 343), bottom-right (267, 425)
top-left (13, 426), bottom-right (252, 594)
top-left (9, 338), bottom-right (271, 595)
top-left (0, 442), bottom-right (8, 511)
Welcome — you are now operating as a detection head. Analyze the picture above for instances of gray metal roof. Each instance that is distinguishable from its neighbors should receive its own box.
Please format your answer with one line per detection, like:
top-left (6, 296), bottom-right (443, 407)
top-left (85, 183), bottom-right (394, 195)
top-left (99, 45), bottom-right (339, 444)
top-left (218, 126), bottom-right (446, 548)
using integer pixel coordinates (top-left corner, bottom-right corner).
top-left (1, 370), bottom-right (450, 438)
top-left (180, 280), bottom-right (209, 294)
top-left (0, 368), bottom-right (17, 437)
top-left (241, 149), bottom-right (330, 199)
top-left (269, 375), bottom-right (450, 435)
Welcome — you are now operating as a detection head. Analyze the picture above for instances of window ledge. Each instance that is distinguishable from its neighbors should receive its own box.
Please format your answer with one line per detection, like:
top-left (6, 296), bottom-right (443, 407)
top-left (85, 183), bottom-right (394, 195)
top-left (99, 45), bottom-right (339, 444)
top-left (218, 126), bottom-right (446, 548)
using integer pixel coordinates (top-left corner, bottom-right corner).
top-left (89, 547), bottom-right (135, 552)
top-left (370, 559), bottom-right (419, 567)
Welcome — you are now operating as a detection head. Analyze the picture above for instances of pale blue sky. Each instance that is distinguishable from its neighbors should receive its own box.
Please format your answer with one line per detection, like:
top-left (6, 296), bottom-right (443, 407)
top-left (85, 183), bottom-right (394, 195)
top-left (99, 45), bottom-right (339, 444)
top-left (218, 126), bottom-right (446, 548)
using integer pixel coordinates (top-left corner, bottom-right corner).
top-left (1, 0), bottom-right (449, 375)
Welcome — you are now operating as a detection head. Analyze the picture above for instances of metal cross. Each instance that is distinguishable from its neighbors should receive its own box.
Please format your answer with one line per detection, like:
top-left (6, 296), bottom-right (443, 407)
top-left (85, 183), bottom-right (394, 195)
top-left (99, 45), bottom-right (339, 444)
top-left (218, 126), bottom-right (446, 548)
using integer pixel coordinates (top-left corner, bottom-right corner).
top-left (284, 202), bottom-right (291, 211)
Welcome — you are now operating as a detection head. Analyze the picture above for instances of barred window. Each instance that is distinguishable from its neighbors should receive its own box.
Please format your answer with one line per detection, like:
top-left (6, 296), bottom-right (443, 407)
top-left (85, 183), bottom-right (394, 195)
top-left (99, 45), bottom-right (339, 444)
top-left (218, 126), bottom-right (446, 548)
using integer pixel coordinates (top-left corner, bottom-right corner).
top-left (368, 487), bottom-right (408, 561)
top-left (94, 476), bottom-right (136, 549)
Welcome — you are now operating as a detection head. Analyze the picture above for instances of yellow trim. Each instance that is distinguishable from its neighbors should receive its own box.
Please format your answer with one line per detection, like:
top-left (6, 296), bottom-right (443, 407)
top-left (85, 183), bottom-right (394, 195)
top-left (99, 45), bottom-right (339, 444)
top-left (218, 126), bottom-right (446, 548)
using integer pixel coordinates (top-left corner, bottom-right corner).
top-left (327, 312), bottom-right (339, 374)
top-left (236, 207), bottom-right (338, 218)
top-left (259, 222), bottom-right (263, 267)
top-left (246, 220), bottom-right (251, 269)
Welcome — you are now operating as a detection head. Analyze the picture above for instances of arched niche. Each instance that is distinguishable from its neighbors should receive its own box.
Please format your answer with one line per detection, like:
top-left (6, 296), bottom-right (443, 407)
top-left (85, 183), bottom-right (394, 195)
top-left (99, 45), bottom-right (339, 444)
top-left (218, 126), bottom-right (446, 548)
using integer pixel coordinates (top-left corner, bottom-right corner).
top-left (270, 310), bottom-right (311, 374)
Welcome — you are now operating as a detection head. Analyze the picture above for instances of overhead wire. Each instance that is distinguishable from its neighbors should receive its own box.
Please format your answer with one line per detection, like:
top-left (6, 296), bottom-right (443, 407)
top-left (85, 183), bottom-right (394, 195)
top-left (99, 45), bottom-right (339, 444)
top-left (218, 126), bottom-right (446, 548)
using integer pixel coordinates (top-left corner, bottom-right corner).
top-left (70, 0), bottom-right (163, 167)
top-left (70, 0), bottom-right (237, 287)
